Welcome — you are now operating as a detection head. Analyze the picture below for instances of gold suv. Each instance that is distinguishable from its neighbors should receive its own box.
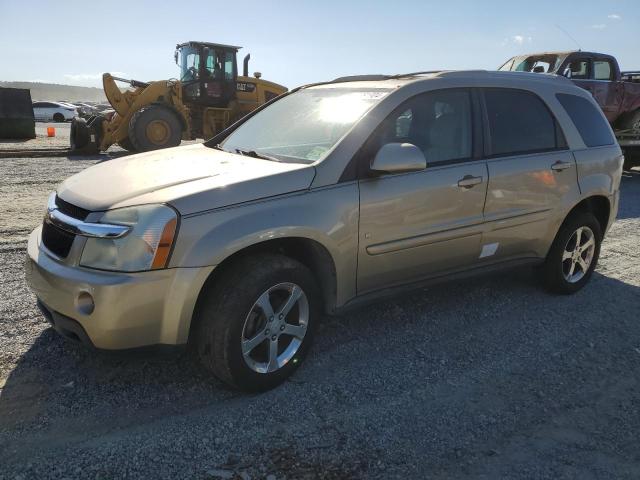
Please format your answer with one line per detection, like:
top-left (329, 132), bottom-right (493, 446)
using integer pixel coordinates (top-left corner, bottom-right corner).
top-left (26, 71), bottom-right (623, 391)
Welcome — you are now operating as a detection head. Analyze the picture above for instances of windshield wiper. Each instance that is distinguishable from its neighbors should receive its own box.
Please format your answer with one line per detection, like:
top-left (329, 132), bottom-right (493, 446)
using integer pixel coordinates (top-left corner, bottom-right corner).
top-left (235, 148), bottom-right (281, 162)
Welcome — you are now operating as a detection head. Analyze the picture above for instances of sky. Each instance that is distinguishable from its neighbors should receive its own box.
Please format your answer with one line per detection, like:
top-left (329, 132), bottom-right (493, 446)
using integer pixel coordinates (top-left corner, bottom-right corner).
top-left (0, 0), bottom-right (638, 89)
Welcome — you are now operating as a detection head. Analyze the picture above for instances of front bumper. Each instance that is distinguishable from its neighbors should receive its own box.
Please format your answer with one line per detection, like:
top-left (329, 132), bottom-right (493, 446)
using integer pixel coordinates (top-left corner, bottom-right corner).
top-left (25, 226), bottom-right (214, 350)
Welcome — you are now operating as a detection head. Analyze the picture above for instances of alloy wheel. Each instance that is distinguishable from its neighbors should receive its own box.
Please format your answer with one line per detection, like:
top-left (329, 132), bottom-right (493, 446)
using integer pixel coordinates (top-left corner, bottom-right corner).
top-left (562, 226), bottom-right (596, 283)
top-left (241, 282), bottom-right (309, 374)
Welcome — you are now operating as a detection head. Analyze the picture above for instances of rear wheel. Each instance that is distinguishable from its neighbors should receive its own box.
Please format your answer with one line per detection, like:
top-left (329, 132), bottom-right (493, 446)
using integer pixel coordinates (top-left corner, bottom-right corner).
top-left (128, 105), bottom-right (182, 152)
top-left (194, 254), bottom-right (320, 392)
top-left (623, 148), bottom-right (640, 170)
top-left (52, 113), bottom-right (64, 122)
top-left (540, 212), bottom-right (602, 294)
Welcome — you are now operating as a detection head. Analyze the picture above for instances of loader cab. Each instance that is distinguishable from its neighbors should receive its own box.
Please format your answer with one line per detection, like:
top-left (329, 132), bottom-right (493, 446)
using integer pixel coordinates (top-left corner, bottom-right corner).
top-left (176, 41), bottom-right (239, 108)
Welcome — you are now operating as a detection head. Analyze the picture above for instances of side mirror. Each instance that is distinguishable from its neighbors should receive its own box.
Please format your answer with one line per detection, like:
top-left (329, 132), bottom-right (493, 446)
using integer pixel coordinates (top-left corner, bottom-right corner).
top-left (562, 68), bottom-right (572, 78)
top-left (254, 71), bottom-right (262, 79)
top-left (371, 143), bottom-right (427, 174)
top-left (174, 50), bottom-right (179, 65)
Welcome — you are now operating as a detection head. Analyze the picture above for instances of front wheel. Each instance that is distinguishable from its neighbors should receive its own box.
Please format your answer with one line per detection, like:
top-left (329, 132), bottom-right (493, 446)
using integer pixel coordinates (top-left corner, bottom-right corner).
top-left (540, 212), bottom-right (602, 294)
top-left (194, 254), bottom-right (320, 392)
top-left (117, 137), bottom-right (138, 153)
top-left (52, 113), bottom-right (64, 122)
top-left (128, 104), bottom-right (182, 152)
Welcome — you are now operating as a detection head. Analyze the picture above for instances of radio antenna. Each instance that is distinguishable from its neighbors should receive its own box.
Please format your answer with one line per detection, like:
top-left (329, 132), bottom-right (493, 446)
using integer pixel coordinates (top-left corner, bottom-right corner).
top-left (555, 25), bottom-right (582, 51)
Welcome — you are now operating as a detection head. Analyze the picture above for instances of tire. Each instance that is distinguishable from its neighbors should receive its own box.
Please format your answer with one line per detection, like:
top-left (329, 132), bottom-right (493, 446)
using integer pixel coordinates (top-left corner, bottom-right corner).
top-left (117, 137), bottom-right (138, 153)
top-left (622, 109), bottom-right (640, 132)
top-left (127, 104), bottom-right (182, 152)
top-left (52, 113), bottom-right (64, 123)
top-left (623, 148), bottom-right (640, 170)
top-left (540, 212), bottom-right (602, 294)
top-left (70, 117), bottom-right (90, 150)
top-left (194, 254), bottom-right (320, 392)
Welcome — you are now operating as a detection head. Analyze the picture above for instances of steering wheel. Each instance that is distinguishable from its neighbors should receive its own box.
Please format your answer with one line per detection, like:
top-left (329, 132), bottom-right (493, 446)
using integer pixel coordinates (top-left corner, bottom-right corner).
top-left (185, 66), bottom-right (198, 80)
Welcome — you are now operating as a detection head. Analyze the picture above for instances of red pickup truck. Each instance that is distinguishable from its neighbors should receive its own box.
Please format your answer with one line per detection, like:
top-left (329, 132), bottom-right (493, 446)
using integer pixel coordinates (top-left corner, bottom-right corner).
top-left (500, 51), bottom-right (640, 164)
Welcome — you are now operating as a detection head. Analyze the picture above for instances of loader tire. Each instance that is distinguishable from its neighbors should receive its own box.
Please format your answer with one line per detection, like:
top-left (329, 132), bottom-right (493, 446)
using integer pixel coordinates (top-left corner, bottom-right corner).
top-left (117, 137), bottom-right (138, 153)
top-left (70, 117), bottom-right (90, 150)
top-left (128, 105), bottom-right (182, 152)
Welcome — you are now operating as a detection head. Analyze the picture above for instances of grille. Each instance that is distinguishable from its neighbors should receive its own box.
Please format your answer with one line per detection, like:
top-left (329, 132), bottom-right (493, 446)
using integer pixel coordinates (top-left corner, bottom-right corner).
top-left (41, 221), bottom-right (75, 258)
top-left (55, 195), bottom-right (90, 220)
top-left (41, 196), bottom-right (91, 258)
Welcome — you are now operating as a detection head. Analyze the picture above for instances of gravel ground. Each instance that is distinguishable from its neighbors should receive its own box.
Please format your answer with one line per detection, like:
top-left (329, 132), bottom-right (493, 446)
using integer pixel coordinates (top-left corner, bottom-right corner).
top-left (1, 155), bottom-right (639, 479)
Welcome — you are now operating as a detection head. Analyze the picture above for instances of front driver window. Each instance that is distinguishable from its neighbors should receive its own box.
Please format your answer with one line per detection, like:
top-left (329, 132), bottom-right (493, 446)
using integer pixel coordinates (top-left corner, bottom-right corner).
top-left (378, 90), bottom-right (472, 164)
top-left (568, 60), bottom-right (590, 79)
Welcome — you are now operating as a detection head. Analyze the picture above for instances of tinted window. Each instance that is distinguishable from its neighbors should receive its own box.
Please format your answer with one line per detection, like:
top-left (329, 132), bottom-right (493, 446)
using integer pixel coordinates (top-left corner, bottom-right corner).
top-left (378, 89), bottom-right (472, 164)
top-left (484, 89), bottom-right (558, 156)
top-left (556, 93), bottom-right (615, 147)
top-left (594, 60), bottom-right (613, 80)
top-left (32, 102), bottom-right (43, 108)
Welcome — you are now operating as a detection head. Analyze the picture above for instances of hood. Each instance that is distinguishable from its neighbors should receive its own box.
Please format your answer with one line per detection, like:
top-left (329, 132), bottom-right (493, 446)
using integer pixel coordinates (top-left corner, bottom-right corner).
top-left (57, 144), bottom-right (316, 215)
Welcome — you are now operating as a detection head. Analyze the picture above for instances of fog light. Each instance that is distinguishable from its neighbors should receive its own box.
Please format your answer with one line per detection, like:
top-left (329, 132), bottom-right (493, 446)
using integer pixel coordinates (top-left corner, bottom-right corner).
top-left (76, 291), bottom-right (95, 315)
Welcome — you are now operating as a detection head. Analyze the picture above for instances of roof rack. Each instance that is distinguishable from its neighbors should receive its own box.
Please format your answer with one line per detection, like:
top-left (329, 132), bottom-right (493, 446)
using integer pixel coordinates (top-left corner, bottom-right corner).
top-left (389, 70), bottom-right (444, 78)
top-left (331, 74), bottom-right (392, 83)
top-left (330, 71), bottom-right (444, 83)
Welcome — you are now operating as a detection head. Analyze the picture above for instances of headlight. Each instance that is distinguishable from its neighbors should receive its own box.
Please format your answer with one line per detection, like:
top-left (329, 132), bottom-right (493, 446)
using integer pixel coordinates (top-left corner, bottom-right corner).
top-left (80, 204), bottom-right (178, 272)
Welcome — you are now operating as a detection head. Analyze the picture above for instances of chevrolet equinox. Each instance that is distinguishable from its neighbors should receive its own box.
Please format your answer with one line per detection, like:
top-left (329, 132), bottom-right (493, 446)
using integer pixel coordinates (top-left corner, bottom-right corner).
top-left (26, 71), bottom-right (623, 391)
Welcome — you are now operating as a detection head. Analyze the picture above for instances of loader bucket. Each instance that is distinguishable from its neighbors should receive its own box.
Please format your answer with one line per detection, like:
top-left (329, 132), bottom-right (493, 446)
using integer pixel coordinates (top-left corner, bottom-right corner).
top-left (70, 116), bottom-right (103, 154)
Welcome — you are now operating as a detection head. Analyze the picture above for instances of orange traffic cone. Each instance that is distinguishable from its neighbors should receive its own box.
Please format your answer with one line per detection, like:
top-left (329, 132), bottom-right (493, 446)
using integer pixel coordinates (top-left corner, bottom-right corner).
top-left (47, 127), bottom-right (55, 137)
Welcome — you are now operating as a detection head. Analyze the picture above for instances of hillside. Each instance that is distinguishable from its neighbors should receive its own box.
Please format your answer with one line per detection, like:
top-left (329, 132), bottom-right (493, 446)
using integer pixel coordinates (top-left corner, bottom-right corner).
top-left (0, 81), bottom-right (107, 102)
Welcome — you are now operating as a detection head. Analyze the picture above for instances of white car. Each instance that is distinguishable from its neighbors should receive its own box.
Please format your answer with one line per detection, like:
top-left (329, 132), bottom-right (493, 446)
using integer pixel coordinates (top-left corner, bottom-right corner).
top-left (32, 102), bottom-right (78, 122)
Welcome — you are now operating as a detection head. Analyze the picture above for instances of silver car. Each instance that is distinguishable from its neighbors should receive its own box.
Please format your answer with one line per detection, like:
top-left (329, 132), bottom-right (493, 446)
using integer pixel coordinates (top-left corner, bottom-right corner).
top-left (26, 71), bottom-right (623, 391)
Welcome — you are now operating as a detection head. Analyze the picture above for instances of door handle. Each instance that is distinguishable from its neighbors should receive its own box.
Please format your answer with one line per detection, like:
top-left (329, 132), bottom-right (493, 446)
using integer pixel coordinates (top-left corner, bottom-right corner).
top-left (457, 175), bottom-right (483, 189)
top-left (551, 161), bottom-right (573, 172)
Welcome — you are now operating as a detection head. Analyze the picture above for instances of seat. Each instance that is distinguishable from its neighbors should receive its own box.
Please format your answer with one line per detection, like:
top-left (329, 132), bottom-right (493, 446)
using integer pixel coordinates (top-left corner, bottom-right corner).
top-left (422, 113), bottom-right (462, 163)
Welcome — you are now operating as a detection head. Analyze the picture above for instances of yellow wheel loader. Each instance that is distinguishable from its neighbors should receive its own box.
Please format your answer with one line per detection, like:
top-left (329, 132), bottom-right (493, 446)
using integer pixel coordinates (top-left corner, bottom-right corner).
top-left (71, 42), bottom-right (287, 153)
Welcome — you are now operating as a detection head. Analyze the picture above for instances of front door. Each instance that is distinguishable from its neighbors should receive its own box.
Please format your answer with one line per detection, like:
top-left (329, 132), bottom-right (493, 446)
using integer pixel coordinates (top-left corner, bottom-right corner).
top-left (357, 89), bottom-right (488, 294)
top-left (564, 57), bottom-right (599, 99)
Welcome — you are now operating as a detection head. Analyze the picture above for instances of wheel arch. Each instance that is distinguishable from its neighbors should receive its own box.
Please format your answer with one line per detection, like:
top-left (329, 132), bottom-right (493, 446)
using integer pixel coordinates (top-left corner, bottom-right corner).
top-left (565, 195), bottom-right (611, 236)
top-left (189, 236), bottom-right (339, 341)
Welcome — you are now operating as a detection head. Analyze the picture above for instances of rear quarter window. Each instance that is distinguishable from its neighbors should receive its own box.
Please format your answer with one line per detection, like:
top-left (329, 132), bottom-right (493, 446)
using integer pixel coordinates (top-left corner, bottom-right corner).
top-left (555, 93), bottom-right (615, 147)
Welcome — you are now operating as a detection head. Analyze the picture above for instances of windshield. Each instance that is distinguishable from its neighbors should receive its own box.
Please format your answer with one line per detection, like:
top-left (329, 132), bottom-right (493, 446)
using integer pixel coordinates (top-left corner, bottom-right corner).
top-left (499, 54), bottom-right (563, 73)
top-left (215, 87), bottom-right (390, 164)
top-left (179, 46), bottom-right (200, 82)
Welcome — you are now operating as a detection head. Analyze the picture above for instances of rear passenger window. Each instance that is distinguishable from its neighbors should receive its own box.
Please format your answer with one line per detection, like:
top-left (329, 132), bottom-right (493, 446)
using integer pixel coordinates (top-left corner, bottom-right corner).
top-left (484, 89), bottom-right (561, 156)
top-left (556, 93), bottom-right (615, 147)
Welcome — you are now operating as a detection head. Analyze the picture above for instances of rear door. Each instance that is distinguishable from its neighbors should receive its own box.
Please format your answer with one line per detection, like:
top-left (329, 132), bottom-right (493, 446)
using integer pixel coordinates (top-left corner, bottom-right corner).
top-left (480, 88), bottom-right (580, 260)
top-left (357, 89), bottom-right (488, 293)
